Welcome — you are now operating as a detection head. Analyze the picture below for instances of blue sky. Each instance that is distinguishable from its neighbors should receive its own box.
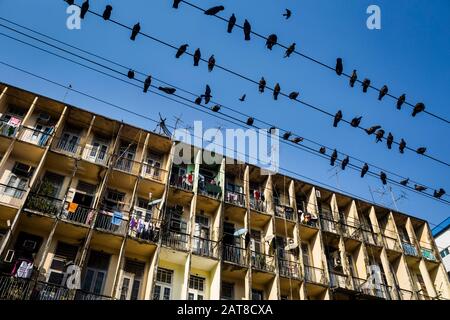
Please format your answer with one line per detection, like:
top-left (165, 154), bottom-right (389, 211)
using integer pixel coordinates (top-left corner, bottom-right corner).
top-left (0, 0), bottom-right (449, 227)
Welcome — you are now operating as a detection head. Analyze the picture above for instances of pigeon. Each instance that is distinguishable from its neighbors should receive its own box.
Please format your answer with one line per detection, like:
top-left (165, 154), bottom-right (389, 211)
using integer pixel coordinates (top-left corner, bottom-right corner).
top-left (362, 78), bottom-right (371, 93)
top-left (273, 83), bottom-right (281, 100)
top-left (158, 87), bottom-right (176, 94)
top-left (208, 55), bottom-right (215, 72)
top-left (330, 149), bottom-right (338, 166)
top-left (266, 34), bottom-right (278, 50)
top-left (143, 76), bottom-right (151, 93)
top-left (268, 126), bottom-right (277, 134)
top-left (319, 147), bottom-right (326, 154)
top-left (351, 116), bottom-right (362, 128)
top-left (378, 85), bottom-right (388, 100)
top-left (204, 6), bottom-right (225, 16)
top-left (399, 139), bottom-right (406, 154)
top-left (285, 43), bottom-right (296, 58)
top-left (66, 0), bottom-right (74, 5)
top-left (130, 23), bottom-right (141, 41)
top-left (434, 188), bottom-right (446, 199)
top-left (292, 137), bottom-right (303, 144)
top-left (259, 77), bottom-right (266, 93)
top-left (176, 44), bottom-right (189, 58)
top-left (414, 185), bottom-right (427, 192)
top-left (365, 125), bottom-right (381, 135)
top-left (194, 97), bottom-right (202, 105)
top-left (412, 102), bottom-right (425, 117)
top-left (335, 58), bottom-right (343, 76)
top-left (386, 132), bottom-right (394, 149)
top-left (243, 19), bottom-right (251, 41)
top-left (380, 172), bottom-right (387, 185)
top-left (416, 147), bottom-right (427, 155)
top-left (341, 156), bottom-right (349, 170)
top-left (211, 105), bottom-right (221, 112)
top-left (361, 163), bottom-right (369, 178)
top-left (227, 14), bottom-right (236, 33)
top-left (400, 178), bottom-right (409, 186)
top-left (283, 132), bottom-right (292, 140)
top-left (80, 0), bottom-right (89, 19)
top-left (396, 94), bottom-right (406, 110)
top-left (247, 117), bottom-right (254, 126)
top-left (127, 70), bottom-right (135, 79)
top-left (203, 85), bottom-right (212, 104)
top-left (289, 92), bottom-right (299, 100)
top-left (193, 48), bottom-right (201, 66)
top-left (283, 9), bottom-right (292, 20)
top-left (239, 94), bottom-right (246, 102)
top-left (172, 0), bottom-right (182, 9)
top-left (375, 129), bottom-right (385, 143)
top-left (333, 110), bottom-right (343, 127)
top-left (349, 70), bottom-right (357, 87)
top-left (102, 5), bottom-right (112, 20)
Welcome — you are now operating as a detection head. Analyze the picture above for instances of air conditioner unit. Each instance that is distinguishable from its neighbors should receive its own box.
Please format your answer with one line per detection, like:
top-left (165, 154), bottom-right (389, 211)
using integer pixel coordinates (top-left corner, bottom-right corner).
top-left (38, 113), bottom-right (51, 123)
top-left (12, 163), bottom-right (34, 178)
top-left (22, 240), bottom-right (37, 251)
top-left (315, 190), bottom-right (322, 198)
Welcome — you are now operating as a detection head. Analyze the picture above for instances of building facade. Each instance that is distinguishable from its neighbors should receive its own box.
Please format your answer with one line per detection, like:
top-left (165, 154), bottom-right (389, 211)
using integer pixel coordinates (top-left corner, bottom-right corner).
top-left (432, 217), bottom-right (450, 281)
top-left (0, 83), bottom-right (449, 300)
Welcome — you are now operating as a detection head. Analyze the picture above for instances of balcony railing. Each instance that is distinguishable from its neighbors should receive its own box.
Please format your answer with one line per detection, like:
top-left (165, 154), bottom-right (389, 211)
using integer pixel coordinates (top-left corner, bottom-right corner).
top-left (251, 251), bottom-right (275, 273)
top-left (192, 237), bottom-right (219, 259)
top-left (81, 145), bottom-right (109, 166)
top-left (420, 247), bottom-right (437, 262)
top-left (361, 227), bottom-right (380, 246)
top-left (199, 181), bottom-right (222, 199)
top-left (320, 214), bottom-right (340, 234)
top-left (352, 277), bottom-right (391, 299)
top-left (161, 230), bottom-right (189, 251)
top-left (94, 210), bottom-right (128, 235)
top-left (128, 213), bottom-right (161, 243)
top-left (222, 244), bottom-right (247, 266)
top-left (53, 137), bottom-right (80, 155)
top-left (278, 259), bottom-right (301, 279)
top-left (0, 183), bottom-right (27, 207)
top-left (0, 275), bottom-right (34, 300)
top-left (304, 265), bottom-right (328, 285)
top-left (382, 235), bottom-right (402, 251)
top-left (402, 241), bottom-right (419, 257)
top-left (60, 202), bottom-right (95, 226)
top-left (299, 211), bottom-right (319, 228)
top-left (330, 272), bottom-right (352, 290)
top-left (398, 288), bottom-right (415, 300)
top-left (169, 173), bottom-right (194, 192)
top-left (0, 120), bottom-right (19, 138)
top-left (249, 197), bottom-right (266, 212)
top-left (19, 126), bottom-right (53, 147)
top-left (275, 205), bottom-right (297, 222)
top-left (23, 193), bottom-right (64, 216)
top-left (141, 164), bottom-right (167, 182)
top-left (74, 289), bottom-right (114, 300)
top-left (112, 156), bottom-right (140, 175)
top-left (225, 190), bottom-right (245, 207)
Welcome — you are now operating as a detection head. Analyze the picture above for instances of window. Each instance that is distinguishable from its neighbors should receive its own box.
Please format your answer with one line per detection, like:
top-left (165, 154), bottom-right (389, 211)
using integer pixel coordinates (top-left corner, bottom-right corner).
top-left (440, 248), bottom-right (450, 258)
top-left (221, 282), bottom-right (234, 300)
top-left (119, 259), bottom-right (145, 300)
top-left (250, 230), bottom-right (261, 253)
top-left (4, 174), bottom-right (27, 198)
top-left (47, 242), bottom-right (78, 285)
top-left (154, 268), bottom-right (173, 300)
top-left (188, 275), bottom-right (205, 300)
top-left (145, 151), bottom-right (163, 178)
top-left (42, 172), bottom-right (65, 198)
top-left (251, 289), bottom-right (263, 300)
top-left (82, 250), bottom-right (110, 295)
top-left (103, 189), bottom-right (125, 211)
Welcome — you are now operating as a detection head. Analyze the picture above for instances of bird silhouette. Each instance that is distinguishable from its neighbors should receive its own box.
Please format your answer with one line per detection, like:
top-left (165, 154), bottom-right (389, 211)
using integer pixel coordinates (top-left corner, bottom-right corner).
top-left (143, 76), bottom-right (151, 93)
top-left (204, 6), bottom-right (225, 16)
top-left (375, 129), bottom-right (385, 143)
top-left (259, 77), bottom-right (266, 93)
top-left (176, 44), bottom-right (189, 58)
top-left (361, 163), bottom-right (369, 178)
top-left (127, 70), bottom-right (135, 79)
top-left (130, 23), bottom-right (141, 41)
top-left (333, 110), bottom-right (343, 127)
top-left (247, 117), bottom-right (254, 126)
top-left (378, 85), bottom-right (388, 100)
top-left (283, 9), bottom-right (292, 19)
top-left (400, 178), bottom-right (409, 186)
top-left (227, 14), bottom-right (236, 33)
top-left (208, 55), bottom-right (215, 72)
top-left (283, 132), bottom-right (292, 140)
top-left (380, 172), bottom-right (387, 185)
top-left (330, 149), bottom-right (338, 166)
top-left (341, 156), bottom-right (349, 170)
top-left (80, 1), bottom-right (89, 19)
top-left (211, 105), bottom-right (221, 112)
top-left (266, 34), bottom-right (278, 50)
top-left (289, 92), bottom-right (299, 100)
top-left (194, 97), bottom-right (202, 105)
top-left (414, 185), bottom-right (427, 192)
top-left (399, 139), bottom-right (406, 154)
top-left (335, 58), bottom-right (343, 76)
top-left (292, 137), bottom-right (303, 144)
top-left (193, 49), bottom-right (201, 66)
top-left (243, 19), bottom-right (251, 40)
top-left (102, 5), bottom-right (112, 20)
top-left (285, 43), bottom-right (296, 58)
top-left (66, 0), bottom-right (74, 5)
top-left (386, 132), bottom-right (394, 149)
top-left (412, 102), bottom-right (425, 117)
top-left (416, 147), bottom-right (427, 155)
top-left (349, 70), bottom-right (357, 87)
top-left (268, 126), bottom-right (277, 134)
top-left (239, 94), bottom-right (246, 102)
top-left (319, 147), bottom-right (326, 154)
top-left (433, 188), bottom-right (446, 199)
top-left (397, 94), bottom-right (406, 110)
top-left (158, 87), bottom-right (176, 94)
top-left (365, 125), bottom-right (381, 135)
top-left (273, 83), bottom-right (281, 100)
top-left (362, 79), bottom-right (371, 92)
top-left (203, 85), bottom-right (212, 104)
top-left (350, 116), bottom-right (362, 128)
top-left (172, 0), bottom-right (182, 9)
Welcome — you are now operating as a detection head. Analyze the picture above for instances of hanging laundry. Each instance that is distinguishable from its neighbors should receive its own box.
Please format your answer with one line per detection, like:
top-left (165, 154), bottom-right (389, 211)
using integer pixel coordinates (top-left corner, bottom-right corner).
top-left (112, 211), bottom-right (123, 226)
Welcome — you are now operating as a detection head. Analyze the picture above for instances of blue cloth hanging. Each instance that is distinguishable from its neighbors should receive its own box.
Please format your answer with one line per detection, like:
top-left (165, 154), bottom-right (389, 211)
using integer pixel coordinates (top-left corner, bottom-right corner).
top-left (112, 211), bottom-right (123, 226)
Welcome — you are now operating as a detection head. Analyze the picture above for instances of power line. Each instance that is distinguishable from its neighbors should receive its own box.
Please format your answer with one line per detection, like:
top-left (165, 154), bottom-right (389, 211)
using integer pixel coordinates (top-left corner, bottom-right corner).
top-left (179, 0), bottom-right (450, 125)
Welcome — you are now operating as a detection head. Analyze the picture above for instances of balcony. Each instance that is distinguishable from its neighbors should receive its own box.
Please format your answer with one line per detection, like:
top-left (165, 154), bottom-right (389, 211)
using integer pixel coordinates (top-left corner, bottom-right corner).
top-left (81, 145), bottom-right (109, 166)
top-left (0, 183), bottom-right (27, 207)
top-left (222, 244), bottom-right (247, 266)
top-left (382, 235), bottom-right (402, 251)
top-left (141, 163), bottom-right (167, 182)
top-left (94, 210), bottom-right (128, 235)
top-left (0, 119), bottom-right (19, 138)
top-left (192, 237), bottom-right (219, 259)
top-left (112, 155), bottom-right (140, 175)
top-left (278, 259), bottom-right (301, 279)
top-left (225, 190), bottom-right (246, 207)
top-left (398, 288), bottom-right (415, 300)
top-left (161, 230), bottom-right (189, 251)
top-left (251, 251), bottom-right (275, 273)
top-left (275, 205), bottom-right (297, 222)
top-left (341, 219), bottom-right (362, 241)
top-left (169, 172), bottom-right (194, 192)
top-left (73, 289), bottom-right (114, 300)
top-left (361, 226), bottom-right (380, 246)
top-left (52, 137), bottom-right (80, 156)
top-left (330, 272), bottom-right (352, 290)
top-left (0, 274), bottom-right (34, 300)
top-left (319, 214), bottom-right (340, 234)
top-left (402, 241), bottom-right (419, 257)
top-left (19, 126), bottom-right (53, 147)
top-left (420, 247), bottom-right (437, 262)
top-left (352, 277), bottom-right (391, 299)
top-left (198, 180), bottom-right (222, 200)
top-left (60, 202), bottom-right (95, 227)
top-left (299, 211), bottom-right (319, 228)
top-left (23, 193), bottom-right (64, 217)
top-left (249, 197), bottom-right (266, 212)
top-left (128, 212), bottom-right (161, 243)
top-left (304, 265), bottom-right (328, 285)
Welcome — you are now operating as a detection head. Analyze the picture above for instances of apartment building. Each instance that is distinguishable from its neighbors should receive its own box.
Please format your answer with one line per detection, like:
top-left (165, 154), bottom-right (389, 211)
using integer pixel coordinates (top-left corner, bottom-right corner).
top-left (432, 217), bottom-right (450, 281)
top-left (0, 83), bottom-right (449, 300)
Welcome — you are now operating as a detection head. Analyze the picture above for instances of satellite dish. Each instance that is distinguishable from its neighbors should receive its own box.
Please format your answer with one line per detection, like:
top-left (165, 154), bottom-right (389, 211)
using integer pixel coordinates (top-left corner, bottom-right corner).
top-left (234, 228), bottom-right (248, 237)
top-left (148, 198), bottom-right (163, 206)
top-left (284, 243), bottom-right (298, 251)
top-left (265, 235), bottom-right (275, 243)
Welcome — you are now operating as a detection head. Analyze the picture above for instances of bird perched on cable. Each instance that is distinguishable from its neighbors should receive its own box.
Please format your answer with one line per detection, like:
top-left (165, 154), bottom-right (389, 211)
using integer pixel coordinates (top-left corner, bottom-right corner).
top-left (204, 6), bottom-right (225, 16)
top-left (285, 43), bottom-right (296, 58)
top-left (412, 102), bottom-right (425, 117)
top-left (416, 147), bottom-right (427, 155)
top-left (208, 55), bottom-right (215, 72)
top-left (283, 132), bottom-right (292, 140)
top-left (268, 126), bottom-right (277, 134)
top-left (361, 163), bottom-right (369, 178)
top-left (350, 116), bottom-right (362, 128)
top-left (349, 70), bottom-right (357, 87)
top-left (289, 92), bottom-right (299, 100)
top-left (434, 188), bottom-right (446, 199)
top-left (362, 79), bottom-right (371, 92)
top-left (283, 9), bottom-right (292, 19)
top-left (292, 137), bottom-right (303, 144)
top-left (397, 94), bottom-right (406, 110)
top-left (243, 19), bottom-right (251, 41)
top-left (66, 0), bottom-right (74, 5)
top-left (414, 185), bottom-right (427, 192)
top-left (130, 23), bottom-right (141, 41)
top-left (319, 147), bottom-right (326, 154)
top-left (399, 139), bottom-right (406, 154)
top-left (259, 77), bottom-right (266, 93)
top-left (80, 0), bottom-right (89, 19)
top-left (227, 14), bottom-right (236, 33)
top-left (365, 125), bottom-right (381, 135)
top-left (127, 70), bottom-right (135, 79)
top-left (202, 85), bottom-right (212, 104)
top-left (176, 44), bottom-right (189, 58)
top-left (194, 97), bottom-right (202, 105)
top-left (172, 0), bottom-right (182, 9)
top-left (143, 76), bottom-right (151, 93)
top-left (375, 129), bottom-right (385, 143)
top-left (193, 49), bottom-right (201, 66)
top-left (273, 83), bottom-right (281, 100)
top-left (239, 94), bottom-right (246, 102)
top-left (330, 149), bottom-right (338, 166)
top-left (378, 85), bottom-right (388, 101)
top-left (400, 178), bottom-right (409, 186)
top-left (266, 34), bottom-right (278, 50)
top-left (386, 132), bottom-right (394, 149)
top-left (380, 172), bottom-right (387, 185)
top-left (211, 105), bottom-right (221, 112)
top-left (341, 156), bottom-right (349, 170)
top-left (158, 87), bottom-right (176, 94)
top-left (335, 58), bottom-right (343, 76)
top-left (102, 5), bottom-right (112, 20)
top-left (333, 110), bottom-right (343, 127)
top-left (247, 117), bottom-right (254, 126)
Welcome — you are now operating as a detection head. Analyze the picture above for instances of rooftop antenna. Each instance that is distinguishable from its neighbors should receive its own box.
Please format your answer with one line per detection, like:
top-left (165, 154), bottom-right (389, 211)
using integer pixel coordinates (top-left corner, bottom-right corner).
top-left (154, 113), bottom-right (171, 137)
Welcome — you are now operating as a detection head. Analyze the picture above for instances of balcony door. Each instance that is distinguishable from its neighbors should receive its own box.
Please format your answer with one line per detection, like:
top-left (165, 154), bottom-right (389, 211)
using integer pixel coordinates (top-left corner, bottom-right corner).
top-left (82, 251), bottom-right (110, 295)
top-left (193, 214), bottom-right (210, 255)
top-left (144, 151), bottom-right (163, 179)
top-left (31, 123), bottom-right (53, 146)
top-left (118, 259), bottom-right (145, 300)
top-left (58, 132), bottom-right (79, 153)
top-left (154, 268), bottom-right (173, 300)
top-left (88, 139), bottom-right (109, 163)
top-left (188, 275), bottom-right (205, 300)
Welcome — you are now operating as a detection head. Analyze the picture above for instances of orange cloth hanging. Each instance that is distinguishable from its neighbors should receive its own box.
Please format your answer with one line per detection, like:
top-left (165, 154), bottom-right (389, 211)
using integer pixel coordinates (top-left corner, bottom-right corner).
top-left (68, 202), bottom-right (78, 213)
